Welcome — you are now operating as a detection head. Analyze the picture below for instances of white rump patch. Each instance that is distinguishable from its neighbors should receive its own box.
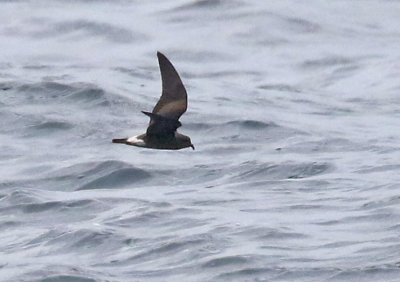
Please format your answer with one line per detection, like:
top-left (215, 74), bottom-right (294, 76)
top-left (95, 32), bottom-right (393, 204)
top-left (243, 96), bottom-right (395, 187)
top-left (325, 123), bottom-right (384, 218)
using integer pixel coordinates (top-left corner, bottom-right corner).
top-left (127, 135), bottom-right (146, 147)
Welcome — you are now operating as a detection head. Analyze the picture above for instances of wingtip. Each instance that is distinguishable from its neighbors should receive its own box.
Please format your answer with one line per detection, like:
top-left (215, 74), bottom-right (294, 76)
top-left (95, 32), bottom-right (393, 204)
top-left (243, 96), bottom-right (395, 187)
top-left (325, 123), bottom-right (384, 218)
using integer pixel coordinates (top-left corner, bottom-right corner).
top-left (141, 110), bottom-right (152, 117)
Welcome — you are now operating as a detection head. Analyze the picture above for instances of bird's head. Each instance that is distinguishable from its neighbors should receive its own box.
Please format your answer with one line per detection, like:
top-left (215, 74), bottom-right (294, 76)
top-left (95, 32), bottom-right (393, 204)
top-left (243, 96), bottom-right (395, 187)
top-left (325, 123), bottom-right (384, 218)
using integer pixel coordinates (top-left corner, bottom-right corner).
top-left (178, 134), bottom-right (195, 150)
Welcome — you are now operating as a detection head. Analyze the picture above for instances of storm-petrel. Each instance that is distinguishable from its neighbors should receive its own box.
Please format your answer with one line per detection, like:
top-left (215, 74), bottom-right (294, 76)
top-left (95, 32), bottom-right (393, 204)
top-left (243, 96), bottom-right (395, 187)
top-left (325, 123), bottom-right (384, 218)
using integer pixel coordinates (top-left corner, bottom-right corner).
top-left (112, 52), bottom-right (194, 150)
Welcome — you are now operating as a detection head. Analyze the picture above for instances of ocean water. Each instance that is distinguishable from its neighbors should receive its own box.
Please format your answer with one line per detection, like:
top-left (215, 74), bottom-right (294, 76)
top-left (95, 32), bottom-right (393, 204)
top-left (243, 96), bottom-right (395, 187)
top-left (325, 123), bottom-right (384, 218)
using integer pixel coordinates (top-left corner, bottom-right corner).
top-left (1, 0), bottom-right (400, 281)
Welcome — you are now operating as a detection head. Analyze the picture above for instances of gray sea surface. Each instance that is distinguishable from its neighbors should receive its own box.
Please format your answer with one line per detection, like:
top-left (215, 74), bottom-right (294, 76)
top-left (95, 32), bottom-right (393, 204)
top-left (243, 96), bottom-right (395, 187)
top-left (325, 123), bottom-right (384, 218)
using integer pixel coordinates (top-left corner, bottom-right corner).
top-left (1, 0), bottom-right (400, 281)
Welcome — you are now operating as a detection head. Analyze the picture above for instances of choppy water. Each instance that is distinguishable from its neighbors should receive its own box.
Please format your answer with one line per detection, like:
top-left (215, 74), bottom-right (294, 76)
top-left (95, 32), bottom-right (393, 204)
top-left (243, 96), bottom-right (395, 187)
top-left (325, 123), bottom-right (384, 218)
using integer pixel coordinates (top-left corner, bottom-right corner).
top-left (1, 1), bottom-right (400, 281)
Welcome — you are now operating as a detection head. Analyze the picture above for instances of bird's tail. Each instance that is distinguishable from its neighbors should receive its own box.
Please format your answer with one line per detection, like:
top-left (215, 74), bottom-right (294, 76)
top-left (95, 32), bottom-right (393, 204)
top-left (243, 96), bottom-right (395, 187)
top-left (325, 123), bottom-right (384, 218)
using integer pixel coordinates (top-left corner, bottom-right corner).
top-left (112, 138), bottom-right (128, 144)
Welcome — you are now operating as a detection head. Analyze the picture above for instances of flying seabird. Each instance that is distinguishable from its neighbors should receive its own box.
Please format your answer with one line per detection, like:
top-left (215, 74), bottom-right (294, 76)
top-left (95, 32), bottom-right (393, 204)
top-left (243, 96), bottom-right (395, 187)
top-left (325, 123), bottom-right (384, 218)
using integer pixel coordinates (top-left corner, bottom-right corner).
top-left (112, 51), bottom-right (194, 150)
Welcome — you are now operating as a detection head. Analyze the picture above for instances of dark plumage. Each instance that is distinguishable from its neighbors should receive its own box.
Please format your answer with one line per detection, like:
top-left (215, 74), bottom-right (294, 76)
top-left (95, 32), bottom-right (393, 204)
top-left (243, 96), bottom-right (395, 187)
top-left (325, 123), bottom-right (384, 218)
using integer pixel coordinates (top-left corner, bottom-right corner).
top-left (112, 52), bottom-right (194, 150)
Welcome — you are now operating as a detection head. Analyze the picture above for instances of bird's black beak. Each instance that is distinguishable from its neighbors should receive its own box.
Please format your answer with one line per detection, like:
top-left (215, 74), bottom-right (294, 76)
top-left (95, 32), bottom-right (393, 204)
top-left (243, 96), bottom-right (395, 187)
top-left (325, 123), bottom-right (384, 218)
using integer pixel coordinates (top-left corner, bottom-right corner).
top-left (190, 144), bottom-right (195, 150)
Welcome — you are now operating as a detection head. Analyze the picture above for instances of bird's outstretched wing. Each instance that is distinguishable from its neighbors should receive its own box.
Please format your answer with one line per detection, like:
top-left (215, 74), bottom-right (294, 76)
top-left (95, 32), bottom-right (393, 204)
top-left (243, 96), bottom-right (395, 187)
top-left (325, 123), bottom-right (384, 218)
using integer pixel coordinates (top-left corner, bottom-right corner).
top-left (144, 52), bottom-right (187, 136)
top-left (151, 51), bottom-right (187, 120)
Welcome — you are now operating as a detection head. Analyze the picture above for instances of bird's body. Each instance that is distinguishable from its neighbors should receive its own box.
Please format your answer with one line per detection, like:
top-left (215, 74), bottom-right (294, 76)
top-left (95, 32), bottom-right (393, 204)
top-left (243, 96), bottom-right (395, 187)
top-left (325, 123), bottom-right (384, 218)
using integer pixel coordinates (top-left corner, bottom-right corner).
top-left (112, 52), bottom-right (194, 150)
top-left (113, 132), bottom-right (192, 150)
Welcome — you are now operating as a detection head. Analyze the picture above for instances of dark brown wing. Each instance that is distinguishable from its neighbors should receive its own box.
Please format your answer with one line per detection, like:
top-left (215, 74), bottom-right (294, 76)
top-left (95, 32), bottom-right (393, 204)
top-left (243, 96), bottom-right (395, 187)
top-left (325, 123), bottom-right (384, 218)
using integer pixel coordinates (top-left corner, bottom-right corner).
top-left (142, 111), bottom-right (181, 137)
top-left (151, 51), bottom-right (187, 120)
